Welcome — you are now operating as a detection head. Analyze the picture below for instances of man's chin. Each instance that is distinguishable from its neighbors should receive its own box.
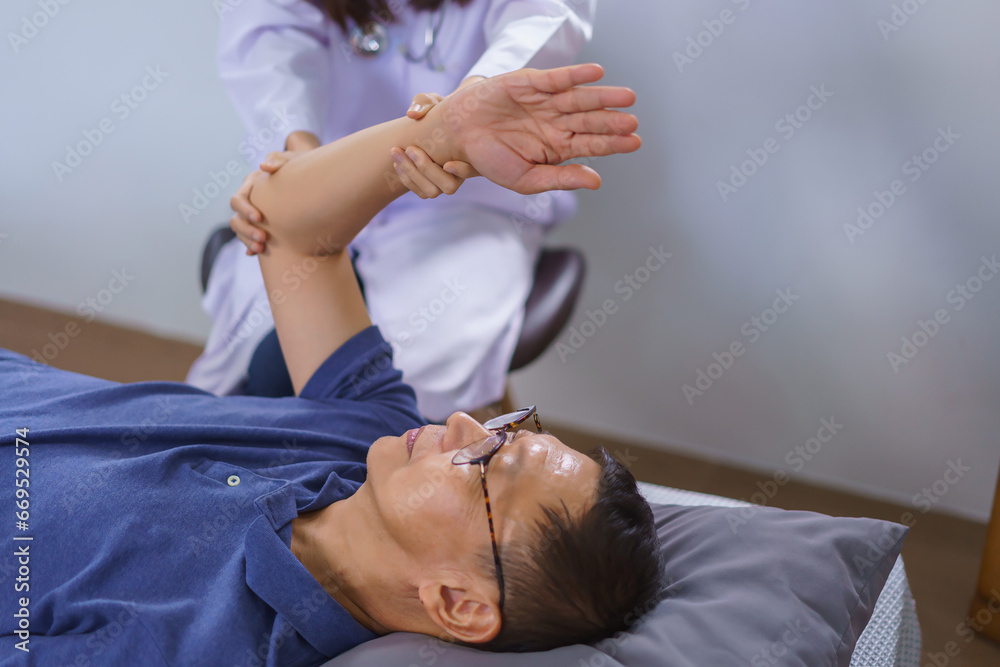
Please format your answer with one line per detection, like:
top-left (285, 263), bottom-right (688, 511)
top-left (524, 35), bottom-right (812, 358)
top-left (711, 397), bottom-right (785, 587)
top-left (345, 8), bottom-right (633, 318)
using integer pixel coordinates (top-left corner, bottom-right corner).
top-left (367, 434), bottom-right (403, 468)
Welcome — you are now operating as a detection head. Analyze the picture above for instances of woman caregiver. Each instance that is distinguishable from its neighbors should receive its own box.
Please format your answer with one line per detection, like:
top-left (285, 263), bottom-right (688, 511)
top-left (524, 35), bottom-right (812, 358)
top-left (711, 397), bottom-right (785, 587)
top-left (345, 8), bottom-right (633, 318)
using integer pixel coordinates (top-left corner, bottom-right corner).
top-left (186, 0), bottom-right (596, 420)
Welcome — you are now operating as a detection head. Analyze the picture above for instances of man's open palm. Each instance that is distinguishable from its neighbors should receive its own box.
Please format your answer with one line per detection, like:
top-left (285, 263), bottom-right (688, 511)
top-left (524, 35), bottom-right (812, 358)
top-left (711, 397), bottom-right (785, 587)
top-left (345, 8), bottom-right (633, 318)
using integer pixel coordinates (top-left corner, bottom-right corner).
top-left (440, 64), bottom-right (641, 194)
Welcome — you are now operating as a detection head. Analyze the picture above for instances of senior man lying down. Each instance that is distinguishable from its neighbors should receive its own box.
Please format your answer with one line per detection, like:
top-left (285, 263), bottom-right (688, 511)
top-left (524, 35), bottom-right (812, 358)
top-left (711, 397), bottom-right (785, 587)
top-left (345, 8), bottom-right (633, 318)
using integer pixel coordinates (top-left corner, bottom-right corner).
top-left (0, 65), bottom-right (661, 665)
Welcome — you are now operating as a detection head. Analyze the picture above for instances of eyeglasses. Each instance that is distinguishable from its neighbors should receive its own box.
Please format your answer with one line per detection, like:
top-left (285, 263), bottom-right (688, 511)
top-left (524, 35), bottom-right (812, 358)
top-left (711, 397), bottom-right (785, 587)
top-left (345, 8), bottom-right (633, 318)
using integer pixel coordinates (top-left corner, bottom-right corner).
top-left (450, 406), bottom-right (544, 611)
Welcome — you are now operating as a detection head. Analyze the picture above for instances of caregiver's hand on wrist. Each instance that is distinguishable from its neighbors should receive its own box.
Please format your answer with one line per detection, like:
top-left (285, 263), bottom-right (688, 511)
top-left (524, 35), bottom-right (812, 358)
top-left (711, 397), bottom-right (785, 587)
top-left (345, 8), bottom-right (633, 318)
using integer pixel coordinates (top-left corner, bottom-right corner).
top-left (395, 91), bottom-right (478, 199)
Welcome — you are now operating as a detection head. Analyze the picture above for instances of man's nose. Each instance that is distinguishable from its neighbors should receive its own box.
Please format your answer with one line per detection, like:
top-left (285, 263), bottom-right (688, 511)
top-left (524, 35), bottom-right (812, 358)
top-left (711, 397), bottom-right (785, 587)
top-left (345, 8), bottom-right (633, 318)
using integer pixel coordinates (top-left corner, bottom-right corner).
top-left (442, 411), bottom-right (491, 452)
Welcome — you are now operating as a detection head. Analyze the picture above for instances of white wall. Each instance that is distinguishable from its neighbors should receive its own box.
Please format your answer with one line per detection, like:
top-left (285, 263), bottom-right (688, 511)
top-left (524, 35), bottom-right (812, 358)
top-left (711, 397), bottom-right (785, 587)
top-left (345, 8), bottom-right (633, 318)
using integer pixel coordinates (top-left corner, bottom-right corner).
top-left (1, 0), bottom-right (245, 342)
top-left (2, 0), bottom-right (998, 520)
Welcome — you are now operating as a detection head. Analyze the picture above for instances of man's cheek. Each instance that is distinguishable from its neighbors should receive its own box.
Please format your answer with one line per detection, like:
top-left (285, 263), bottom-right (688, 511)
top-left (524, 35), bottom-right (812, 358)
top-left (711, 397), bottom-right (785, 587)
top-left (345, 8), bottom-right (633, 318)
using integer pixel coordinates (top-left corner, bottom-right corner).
top-left (391, 465), bottom-right (466, 523)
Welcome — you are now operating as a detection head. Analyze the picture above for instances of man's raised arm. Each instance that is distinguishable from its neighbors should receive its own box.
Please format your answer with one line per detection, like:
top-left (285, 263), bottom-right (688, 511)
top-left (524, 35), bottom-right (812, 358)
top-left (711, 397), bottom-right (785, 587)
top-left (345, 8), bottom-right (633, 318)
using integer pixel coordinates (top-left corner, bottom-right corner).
top-left (246, 64), bottom-right (639, 395)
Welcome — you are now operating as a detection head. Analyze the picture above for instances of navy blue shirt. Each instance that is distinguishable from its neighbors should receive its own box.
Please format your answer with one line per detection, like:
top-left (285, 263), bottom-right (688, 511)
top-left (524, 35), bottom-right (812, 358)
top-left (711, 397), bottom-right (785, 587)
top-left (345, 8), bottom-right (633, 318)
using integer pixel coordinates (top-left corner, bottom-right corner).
top-left (0, 327), bottom-right (425, 666)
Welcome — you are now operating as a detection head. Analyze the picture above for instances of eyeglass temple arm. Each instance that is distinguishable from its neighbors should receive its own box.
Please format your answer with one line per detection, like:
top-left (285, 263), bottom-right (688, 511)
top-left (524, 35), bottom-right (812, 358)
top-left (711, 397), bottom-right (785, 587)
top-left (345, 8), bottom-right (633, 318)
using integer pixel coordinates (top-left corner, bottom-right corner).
top-left (478, 461), bottom-right (506, 610)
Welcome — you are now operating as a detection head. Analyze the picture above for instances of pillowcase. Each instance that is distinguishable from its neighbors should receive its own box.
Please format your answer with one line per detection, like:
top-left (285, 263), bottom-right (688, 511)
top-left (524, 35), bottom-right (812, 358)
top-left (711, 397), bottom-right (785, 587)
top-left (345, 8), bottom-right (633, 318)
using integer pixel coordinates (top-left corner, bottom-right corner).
top-left (324, 496), bottom-right (907, 667)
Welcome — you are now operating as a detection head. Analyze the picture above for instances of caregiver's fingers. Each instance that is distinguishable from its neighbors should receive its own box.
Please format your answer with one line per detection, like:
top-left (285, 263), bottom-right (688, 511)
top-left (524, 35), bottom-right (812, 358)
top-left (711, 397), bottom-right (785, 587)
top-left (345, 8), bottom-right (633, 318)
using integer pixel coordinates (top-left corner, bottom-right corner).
top-left (442, 160), bottom-right (479, 179)
top-left (259, 150), bottom-right (295, 173)
top-left (552, 110), bottom-right (639, 136)
top-left (391, 147), bottom-right (440, 198)
top-left (230, 212), bottom-right (267, 256)
top-left (229, 172), bottom-right (268, 256)
top-left (230, 171), bottom-right (263, 224)
top-left (406, 92), bottom-right (445, 119)
top-left (391, 146), bottom-right (466, 198)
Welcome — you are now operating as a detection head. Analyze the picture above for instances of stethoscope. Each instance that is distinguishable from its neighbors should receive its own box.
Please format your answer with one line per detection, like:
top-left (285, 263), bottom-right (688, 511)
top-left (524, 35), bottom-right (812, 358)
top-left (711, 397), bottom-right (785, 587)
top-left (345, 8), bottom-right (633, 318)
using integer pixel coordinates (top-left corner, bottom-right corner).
top-left (348, 4), bottom-right (447, 71)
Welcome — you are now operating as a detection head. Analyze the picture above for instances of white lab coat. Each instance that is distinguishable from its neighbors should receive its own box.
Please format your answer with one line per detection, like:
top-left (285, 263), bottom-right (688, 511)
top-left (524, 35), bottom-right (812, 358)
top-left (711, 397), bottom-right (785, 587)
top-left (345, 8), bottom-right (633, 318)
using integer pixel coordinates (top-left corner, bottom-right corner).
top-left (188, 0), bottom-right (596, 419)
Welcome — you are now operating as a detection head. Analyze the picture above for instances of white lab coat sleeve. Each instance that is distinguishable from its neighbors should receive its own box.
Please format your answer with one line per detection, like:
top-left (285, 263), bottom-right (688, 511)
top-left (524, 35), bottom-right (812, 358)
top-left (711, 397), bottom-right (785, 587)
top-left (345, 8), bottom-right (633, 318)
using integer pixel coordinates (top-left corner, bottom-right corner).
top-left (217, 0), bottom-right (331, 153)
top-left (464, 0), bottom-right (596, 80)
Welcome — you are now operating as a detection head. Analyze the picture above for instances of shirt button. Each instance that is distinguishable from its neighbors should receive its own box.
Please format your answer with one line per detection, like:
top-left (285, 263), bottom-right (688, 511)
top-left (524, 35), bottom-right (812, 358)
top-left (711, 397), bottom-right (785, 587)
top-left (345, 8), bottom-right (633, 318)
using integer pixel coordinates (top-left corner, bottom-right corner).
top-left (227, 475), bottom-right (241, 487)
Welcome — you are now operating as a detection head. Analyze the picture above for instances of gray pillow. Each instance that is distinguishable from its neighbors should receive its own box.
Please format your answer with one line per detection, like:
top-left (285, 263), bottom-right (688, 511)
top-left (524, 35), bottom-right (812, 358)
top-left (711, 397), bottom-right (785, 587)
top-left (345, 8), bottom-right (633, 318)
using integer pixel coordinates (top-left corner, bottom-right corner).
top-left (325, 502), bottom-right (907, 667)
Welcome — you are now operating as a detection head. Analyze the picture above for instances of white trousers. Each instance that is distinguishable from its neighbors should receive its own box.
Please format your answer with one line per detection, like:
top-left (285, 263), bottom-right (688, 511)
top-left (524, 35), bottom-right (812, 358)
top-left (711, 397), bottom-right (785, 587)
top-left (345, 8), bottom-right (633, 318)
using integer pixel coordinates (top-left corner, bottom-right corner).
top-left (186, 204), bottom-right (543, 421)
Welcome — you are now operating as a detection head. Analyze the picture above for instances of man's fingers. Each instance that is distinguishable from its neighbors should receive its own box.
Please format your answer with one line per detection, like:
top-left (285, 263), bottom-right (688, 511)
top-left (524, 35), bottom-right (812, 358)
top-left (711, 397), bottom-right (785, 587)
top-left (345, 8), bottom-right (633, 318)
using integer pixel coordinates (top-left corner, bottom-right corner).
top-left (568, 132), bottom-right (642, 158)
top-left (523, 63), bottom-right (605, 93)
top-left (551, 86), bottom-right (637, 114)
top-left (517, 163), bottom-right (602, 194)
top-left (553, 110), bottom-right (639, 136)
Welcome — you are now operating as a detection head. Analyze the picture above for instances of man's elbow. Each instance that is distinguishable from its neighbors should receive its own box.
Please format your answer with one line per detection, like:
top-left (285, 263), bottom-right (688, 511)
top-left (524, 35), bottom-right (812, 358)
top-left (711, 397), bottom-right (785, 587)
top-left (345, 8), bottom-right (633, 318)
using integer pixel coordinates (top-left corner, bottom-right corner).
top-left (247, 173), bottom-right (346, 257)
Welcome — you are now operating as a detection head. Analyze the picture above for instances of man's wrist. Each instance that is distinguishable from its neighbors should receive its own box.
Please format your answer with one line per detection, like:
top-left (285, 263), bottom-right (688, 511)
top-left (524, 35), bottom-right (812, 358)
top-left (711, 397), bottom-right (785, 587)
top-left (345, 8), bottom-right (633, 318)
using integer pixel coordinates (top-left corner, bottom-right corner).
top-left (415, 98), bottom-right (467, 166)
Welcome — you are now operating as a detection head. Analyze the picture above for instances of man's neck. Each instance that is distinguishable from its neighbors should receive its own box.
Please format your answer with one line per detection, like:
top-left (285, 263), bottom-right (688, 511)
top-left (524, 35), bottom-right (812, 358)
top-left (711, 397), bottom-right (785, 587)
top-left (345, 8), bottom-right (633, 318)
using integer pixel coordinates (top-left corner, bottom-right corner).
top-left (289, 486), bottom-right (391, 635)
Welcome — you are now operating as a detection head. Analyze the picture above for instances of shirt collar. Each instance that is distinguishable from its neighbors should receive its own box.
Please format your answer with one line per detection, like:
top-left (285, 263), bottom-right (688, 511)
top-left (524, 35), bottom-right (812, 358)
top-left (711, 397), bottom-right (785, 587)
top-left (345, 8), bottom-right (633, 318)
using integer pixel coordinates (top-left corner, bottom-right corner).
top-left (244, 485), bottom-right (379, 657)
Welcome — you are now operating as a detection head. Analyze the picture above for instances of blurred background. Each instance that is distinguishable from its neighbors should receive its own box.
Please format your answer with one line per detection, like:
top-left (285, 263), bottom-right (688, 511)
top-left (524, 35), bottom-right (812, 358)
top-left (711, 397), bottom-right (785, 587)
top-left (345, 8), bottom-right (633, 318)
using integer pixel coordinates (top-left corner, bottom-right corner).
top-left (2, 0), bottom-right (997, 521)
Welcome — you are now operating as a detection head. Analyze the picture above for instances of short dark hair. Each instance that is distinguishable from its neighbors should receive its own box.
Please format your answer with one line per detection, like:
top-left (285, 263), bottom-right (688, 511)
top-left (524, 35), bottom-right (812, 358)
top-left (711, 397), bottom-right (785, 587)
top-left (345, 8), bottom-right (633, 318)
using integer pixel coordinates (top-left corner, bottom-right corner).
top-left (309, 0), bottom-right (474, 33)
top-left (480, 447), bottom-right (663, 652)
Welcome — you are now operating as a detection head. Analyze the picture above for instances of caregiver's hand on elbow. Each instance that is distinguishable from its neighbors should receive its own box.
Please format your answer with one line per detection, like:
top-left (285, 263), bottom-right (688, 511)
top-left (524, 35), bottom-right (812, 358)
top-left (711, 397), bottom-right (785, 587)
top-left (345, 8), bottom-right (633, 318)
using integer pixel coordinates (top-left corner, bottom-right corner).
top-left (229, 150), bottom-right (297, 256)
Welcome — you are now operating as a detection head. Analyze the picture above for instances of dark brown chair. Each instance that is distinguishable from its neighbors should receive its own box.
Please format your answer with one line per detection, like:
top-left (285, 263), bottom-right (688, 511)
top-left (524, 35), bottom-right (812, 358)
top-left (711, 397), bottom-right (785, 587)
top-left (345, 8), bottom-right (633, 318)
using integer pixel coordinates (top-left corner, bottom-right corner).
top-left (510, 248), bottom-right (586, 371)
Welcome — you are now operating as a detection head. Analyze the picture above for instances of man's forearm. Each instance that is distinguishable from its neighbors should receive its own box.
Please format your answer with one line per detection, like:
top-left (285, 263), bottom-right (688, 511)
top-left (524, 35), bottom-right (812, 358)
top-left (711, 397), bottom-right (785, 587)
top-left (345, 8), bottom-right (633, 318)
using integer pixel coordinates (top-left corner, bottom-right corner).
top-left (249, 65), bottom-right (641, 258)
top-left (249, 105), bottom-right (458, 257)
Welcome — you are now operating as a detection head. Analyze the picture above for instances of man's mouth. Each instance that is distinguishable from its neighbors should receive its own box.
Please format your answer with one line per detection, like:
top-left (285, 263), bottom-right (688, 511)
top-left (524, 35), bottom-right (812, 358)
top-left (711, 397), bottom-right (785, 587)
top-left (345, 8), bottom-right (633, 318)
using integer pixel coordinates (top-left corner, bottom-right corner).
top-left (406, 426), bottom-right (424, 458)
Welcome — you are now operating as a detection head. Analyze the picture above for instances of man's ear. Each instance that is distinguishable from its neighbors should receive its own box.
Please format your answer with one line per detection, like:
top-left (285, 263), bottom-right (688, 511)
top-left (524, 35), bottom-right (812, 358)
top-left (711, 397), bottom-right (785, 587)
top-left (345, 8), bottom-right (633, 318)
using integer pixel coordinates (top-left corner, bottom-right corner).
top-left (418, 581), bottom-right (502, 644)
